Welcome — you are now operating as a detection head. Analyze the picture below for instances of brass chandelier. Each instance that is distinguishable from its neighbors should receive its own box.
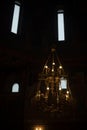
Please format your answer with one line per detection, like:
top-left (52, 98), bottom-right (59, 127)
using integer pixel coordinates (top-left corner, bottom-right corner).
top-left (31, 48), bottom-right (72, 112)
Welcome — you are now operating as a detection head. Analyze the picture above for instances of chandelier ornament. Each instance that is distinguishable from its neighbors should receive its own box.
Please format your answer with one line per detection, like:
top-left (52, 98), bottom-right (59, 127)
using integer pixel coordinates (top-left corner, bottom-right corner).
top-left (31, 48), bottom-right (73, 113)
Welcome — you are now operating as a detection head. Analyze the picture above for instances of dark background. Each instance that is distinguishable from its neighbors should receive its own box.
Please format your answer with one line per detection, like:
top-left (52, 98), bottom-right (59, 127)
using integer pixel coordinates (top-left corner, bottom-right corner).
top-left (0, 0), bottom-right (87, 129)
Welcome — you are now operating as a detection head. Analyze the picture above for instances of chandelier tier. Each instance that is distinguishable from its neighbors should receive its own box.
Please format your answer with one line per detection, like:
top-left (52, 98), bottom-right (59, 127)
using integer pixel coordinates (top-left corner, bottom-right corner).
top-left (31, 48), bottom-right (72, 113)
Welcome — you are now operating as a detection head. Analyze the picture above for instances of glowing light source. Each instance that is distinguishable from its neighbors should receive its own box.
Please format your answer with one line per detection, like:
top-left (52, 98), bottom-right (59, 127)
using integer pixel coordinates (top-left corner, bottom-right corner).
top-left (59, 87), bottom-right (62, 91)
top-left (59, 65), bottom-right (63, 69)
top-left (52, 68), bottom-right (54, 72)
top-left (47, 86), bottom-right (49, 90)
top-left (31, 48), bottom-right (72, 112)
top-left (67, 90), bottom-right (69, 94)
top-left (44, 65), bottom-right (48, 69)
top-left (66, 94), bottom-right (69, 100)
top-left (12, 83), bottom-right (19, 92)
top-left (11, 3), bottom-right (20, 34)
top-left (52, 62), bottom-right (55, 65)
top-left (35, 126), bottom-right (43, 130)
top-left (57, 10), bottom-right (65, 41)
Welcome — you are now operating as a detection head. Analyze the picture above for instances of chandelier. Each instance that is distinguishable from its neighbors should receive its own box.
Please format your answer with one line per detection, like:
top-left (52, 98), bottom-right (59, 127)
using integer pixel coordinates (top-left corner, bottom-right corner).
top-left (31, 48), bottom-right (72, 113)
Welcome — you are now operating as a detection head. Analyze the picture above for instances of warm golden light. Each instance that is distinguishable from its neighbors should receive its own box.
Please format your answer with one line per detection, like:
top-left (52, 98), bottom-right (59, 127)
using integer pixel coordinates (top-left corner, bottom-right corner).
top-left (59, 65), bottom-right (62, 69)
top-left (36, 90), bottom-right (41, 98)
top-left (59, 87), bottom-right (62, 91)
top-left (52, 69), bottom-right (54, 72)
top-left (31, 48), bottom-right (72, 112)
top-left (35, 126), bottom-right (43, 130)
top-left (67, 90), bottom-right (69, 94)
top-left (52, 62), bottom-right (55, 65)
top-left (47, 86), bottom-right (49, 90)
top-left (36, 128), bottom-right (38, 130)
top-left (44, 65), bottom-right (48, 69)
top-left (66, 94), bottom-right (69, 100)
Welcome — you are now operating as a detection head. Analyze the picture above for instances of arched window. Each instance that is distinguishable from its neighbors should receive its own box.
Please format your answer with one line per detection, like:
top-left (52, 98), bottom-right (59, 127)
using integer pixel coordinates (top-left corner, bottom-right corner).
top-left (12, 83), bottom-right (19, 93)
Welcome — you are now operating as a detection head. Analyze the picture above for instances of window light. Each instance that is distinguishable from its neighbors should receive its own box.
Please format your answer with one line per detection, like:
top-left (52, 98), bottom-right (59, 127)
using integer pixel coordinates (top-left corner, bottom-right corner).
top-left (59, 78), bottom-right (67, 89)
top-left (57, 10), bottom-right (65, 41)
top-left (12, 83), bottom-right (19, 93)
top-left (11, 2), bottom-right (20, 34)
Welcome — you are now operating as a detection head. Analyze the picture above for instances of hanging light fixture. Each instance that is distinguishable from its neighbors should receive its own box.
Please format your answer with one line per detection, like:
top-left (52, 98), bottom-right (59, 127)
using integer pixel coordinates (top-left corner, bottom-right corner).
top-left (31, 48), bottom-right (72, 112)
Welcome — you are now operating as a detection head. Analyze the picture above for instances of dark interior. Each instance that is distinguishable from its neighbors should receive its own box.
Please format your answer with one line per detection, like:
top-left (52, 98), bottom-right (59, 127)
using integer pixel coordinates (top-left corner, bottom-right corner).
top-left (0, 0), bottom-right (87, 129)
